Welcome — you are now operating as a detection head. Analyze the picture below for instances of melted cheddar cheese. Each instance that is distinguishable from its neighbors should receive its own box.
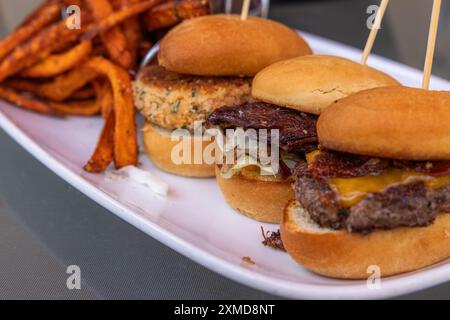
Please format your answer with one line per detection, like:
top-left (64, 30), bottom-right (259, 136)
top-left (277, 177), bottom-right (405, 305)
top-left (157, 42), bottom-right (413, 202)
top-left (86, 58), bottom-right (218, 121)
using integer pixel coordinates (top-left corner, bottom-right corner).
top-left (306, 151), bottom-right (450, 207)
top-left (305, 150), bottom-right (321, 164)
top-left (331, 170), bottom-right (450, 207)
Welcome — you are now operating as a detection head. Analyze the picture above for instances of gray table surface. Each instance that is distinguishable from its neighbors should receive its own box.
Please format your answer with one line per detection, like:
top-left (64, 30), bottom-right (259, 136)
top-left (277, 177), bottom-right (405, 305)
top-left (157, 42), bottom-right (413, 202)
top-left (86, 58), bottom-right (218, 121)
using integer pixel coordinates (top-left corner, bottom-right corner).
top-left (0, 0), bottom-right (449, 300)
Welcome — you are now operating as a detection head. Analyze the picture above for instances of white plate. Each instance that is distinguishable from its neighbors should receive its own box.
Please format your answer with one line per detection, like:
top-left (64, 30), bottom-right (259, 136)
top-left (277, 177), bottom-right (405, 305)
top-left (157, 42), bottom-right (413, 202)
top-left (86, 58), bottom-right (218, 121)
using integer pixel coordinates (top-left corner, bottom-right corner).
top-left (1, 33), bottom-right (449, 300)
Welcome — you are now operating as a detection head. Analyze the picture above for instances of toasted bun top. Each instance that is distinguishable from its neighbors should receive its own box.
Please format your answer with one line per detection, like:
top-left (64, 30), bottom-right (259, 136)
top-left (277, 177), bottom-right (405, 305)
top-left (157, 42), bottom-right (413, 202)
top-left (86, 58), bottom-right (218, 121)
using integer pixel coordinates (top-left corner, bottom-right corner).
top-left (158, 15), bottom-right (312, 77)
top-left (318, 86), bottom-right (450, 160)
top-left (252, 55), bottom-right (400, 114)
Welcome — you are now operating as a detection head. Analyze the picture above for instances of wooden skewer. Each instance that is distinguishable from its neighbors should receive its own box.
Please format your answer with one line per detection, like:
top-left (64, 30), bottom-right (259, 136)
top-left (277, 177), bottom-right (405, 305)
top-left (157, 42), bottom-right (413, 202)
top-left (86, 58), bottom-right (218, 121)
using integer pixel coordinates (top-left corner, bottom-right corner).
top-left (225, 0), bottom-right (233, 14)
top-left (361, 0), bottom-right (390, 65)
top-left (240, 0), bottom-right (251, 20)
top-left (422, 0), bottom-right (442, 90)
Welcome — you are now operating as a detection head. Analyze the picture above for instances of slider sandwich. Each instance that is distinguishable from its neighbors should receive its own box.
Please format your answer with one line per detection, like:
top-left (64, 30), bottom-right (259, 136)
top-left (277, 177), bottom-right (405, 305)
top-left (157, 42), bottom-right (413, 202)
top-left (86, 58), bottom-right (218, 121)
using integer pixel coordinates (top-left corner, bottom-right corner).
top-left (133, 14), bottom-right (312, 177)
top-left (206, 55), bottom-right (399, 223)
top-left (282, 86), bottom-right (450, 279)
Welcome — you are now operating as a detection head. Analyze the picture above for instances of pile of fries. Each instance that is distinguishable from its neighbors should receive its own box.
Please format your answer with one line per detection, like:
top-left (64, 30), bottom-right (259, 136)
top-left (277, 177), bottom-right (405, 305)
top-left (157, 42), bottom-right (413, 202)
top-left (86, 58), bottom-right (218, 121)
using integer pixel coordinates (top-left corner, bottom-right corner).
top-left (0, 0), bottom-right (210, 172)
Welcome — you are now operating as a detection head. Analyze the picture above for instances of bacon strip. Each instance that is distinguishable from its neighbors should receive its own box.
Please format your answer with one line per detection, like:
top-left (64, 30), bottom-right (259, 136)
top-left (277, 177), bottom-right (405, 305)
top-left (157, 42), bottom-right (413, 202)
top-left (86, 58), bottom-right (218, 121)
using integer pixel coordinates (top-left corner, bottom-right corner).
top-left (309, 149), bottom-right (450, 179)
top-left (205, 102), bottom-right (318, 154)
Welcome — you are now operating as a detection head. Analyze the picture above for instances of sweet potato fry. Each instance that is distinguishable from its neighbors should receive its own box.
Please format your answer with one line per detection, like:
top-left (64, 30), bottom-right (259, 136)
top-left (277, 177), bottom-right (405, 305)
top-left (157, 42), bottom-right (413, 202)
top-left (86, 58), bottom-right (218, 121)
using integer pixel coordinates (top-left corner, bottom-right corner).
top-left (85, 57), bottom-right (137, 169)
top-left (144, 0), bottom-right (210, 32)
top-left (85, 0), bottom-right (133, 70)
top-left (83, 0), bottom-right (162, 40)
top-left (6, 62), bottom-right (98, 102)
top-left (41, 64), bottom-right (99, 101)
top-left (0, 85), bottom-right (59, 115)
top-left (2, 82), bottom-right (100, 116)
top-left (84, 110), bottom-right (115, 173)
top-left (21, 40), bottom-right (92, 78)
top-left (71, 85), bottom-right (96, 100)
top-left (110, 0), bottom-right (144, 66)
top-left (63, 0), bottom-right (83, 7)
top-left (93, 80), bottom-right (113, 118)
top-left (19, 0), bottom-right (62, 27)
top-left (120, 0), bottom-right (144, 68)
top-left (109, 0), bottom-right (123, 9)
top-left (4, 80), bottom-right (101, 116)
top-left (0, 17), bottom-right (87, 82)
top-left (48, 99), bottom-right (101, 116)
top-left (91, 41), bottom-right (108, 57)
top-left (3, 78), bottom-right (43, 94)
top-left (0, 1), bottom-right (61, 61)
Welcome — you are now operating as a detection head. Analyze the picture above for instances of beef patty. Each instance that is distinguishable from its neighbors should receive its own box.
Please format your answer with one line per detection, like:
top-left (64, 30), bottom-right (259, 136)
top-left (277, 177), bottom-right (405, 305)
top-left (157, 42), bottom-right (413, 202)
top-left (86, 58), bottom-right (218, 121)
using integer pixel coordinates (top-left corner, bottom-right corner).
top-left (293, 150), bottom-right (450, 233)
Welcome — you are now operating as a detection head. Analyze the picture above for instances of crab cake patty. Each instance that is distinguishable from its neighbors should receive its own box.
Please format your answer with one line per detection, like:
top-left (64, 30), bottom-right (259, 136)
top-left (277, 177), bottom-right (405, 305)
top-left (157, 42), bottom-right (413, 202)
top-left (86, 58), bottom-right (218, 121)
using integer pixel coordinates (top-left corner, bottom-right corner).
top-left (133, 65), bottom-right (253, 131)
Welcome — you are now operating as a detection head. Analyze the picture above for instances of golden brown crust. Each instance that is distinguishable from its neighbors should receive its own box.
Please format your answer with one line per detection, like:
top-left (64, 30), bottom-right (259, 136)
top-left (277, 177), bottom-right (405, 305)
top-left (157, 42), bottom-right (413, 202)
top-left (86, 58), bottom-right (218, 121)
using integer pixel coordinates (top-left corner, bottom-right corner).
top-left (318, 86), bottom-right (450, 160)
top-left (281, 201), bottom-right (450, 279)
top-left (215, 166), bottom-right (295, 223)
top-left (142, 122), bottom-right (215, 177)
top-left (158, 14), bottom-right (312, 77)
top-left (252, 55), bottom-right (400, 114)
top-left (137, 65), bottom-right (253, 90)
top-left (133, 65), bottom-right (253, 131)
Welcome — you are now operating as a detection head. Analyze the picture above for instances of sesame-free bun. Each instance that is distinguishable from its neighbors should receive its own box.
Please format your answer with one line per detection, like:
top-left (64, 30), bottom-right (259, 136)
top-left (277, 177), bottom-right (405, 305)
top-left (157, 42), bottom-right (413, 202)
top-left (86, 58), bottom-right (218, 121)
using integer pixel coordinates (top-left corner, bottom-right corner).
top-left (142, 122), bottom-right (215, 178)
top-left (281, 201), bottom-right (450, 279)
top-left (318, 86), bottom-right (450, 160)
top-left (158, 14), bottom-right (312, 77)
top-left (215, 166), bottom-right (295, 223)
top-left (252, 55), bottom-right (400, 114)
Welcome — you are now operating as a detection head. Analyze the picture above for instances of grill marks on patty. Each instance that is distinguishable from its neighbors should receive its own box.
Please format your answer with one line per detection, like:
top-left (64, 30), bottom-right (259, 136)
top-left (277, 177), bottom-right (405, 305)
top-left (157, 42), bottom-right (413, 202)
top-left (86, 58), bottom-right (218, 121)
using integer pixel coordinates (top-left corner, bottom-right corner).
top-left (293, 150), bottom-right (450, 233)
top-left (205, 102), bottom-right (318, 154)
